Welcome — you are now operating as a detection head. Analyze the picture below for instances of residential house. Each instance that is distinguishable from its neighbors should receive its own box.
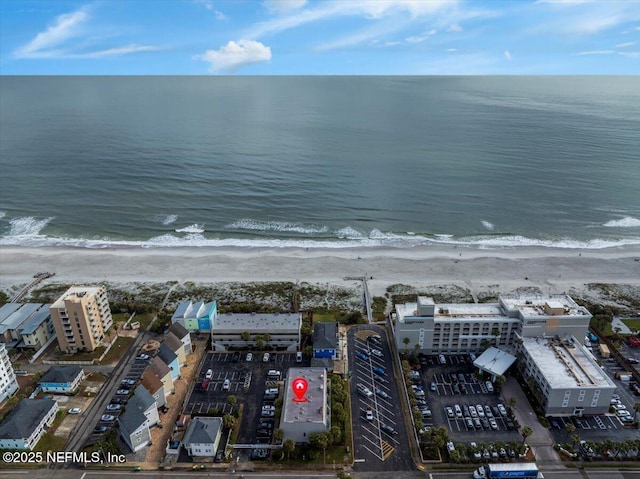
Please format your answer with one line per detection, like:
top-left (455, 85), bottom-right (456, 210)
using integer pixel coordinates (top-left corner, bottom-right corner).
top-left (148, 356), bottom-right (174, 396)
top-left (313, 322), bottom-right (338, 359)
top-left (167, 322), bottom-right (192, 356)
top-left (0, 398), bottom-right (58, 450)
top-left (38, 365), bottom-right (84, 394)
top-left (164, 333), bottom-right (187, 367)
top-left (141, 369), bottom-right (166, 408)
top-left (182, 416), bottom-right (222, 458)
top-left (157, 343), bottom-right (180, 380)
top-left (171, 300), bottom-right (217, 333)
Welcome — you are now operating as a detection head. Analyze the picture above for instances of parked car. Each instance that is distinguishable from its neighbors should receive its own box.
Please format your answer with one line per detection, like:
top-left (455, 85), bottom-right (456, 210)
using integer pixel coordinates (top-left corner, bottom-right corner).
top-left (205, 369), bottom-right (213, 379)
top-left (261, 410), bottom-right (274, 418)
top-left (476, 404), bottom-right (485, 417)
top-left (68, 407), bottom-right (82, 414)
top-left (121, 379), bottom-right (136, 386)
top-left (430, 382), bottom-right (437, 392)
top-left (267, 370), bottom-right (281, 379)
top-left (357, 384), bottom-right (373, 398)
top-left (101, 414), bottom-right (115, 422)
top-left (296, 351), bottom-right (303, 363)
top-left (381, 423), bottom-right (398, 436)
top-left (445, 407), bottom-right (454, 418)
top-left (262, 405), bottom-right (275, 412)
top-left (93, 426), bottom-right (107, 433)
top-left (439, 354), bottom-right (446, 364)
top-left (370, 348), bottom-right (383, 357)
top-left (489, 418), bottom-right (498, 430)
top-left (263, 353), bottom-right (270, 362)
top-left (485, 381), bottom-right (494, 392)
top-left (356, 352), bottom-right (369, 361)
top-left (497, 404), bottom-right (508, 416)
top-left (368, 335), bottom-right (382, 345)
top-left (135, 354), bottom-right (149, 360)
top-left (374, 374), bottom-right (388, 384)
top-left (446, 441), bottom-right (455, 452)
top-left (365, 407), bottom-right (374, 421)
top-left (246, 353), bottom-right (253, 362)
top-left (222, 379), bottom-right (231, 391)
top-left (375, 388), bottom-right (390, 399)
top-left (110, 397), bottom-right (127, 405)
top-left (106, 404), bottom-right (122, 411)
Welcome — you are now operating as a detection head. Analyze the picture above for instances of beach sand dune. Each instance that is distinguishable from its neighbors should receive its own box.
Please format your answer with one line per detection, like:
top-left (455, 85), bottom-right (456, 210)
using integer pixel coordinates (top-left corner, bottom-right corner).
top-left (1, 246), bottom-right (639, 304)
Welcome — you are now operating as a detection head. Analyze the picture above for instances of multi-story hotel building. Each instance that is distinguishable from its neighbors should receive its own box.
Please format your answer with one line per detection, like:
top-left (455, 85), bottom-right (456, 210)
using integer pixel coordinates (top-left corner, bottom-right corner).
top-left (50, 286), bottom-right (113, 353)
top-left (517, 335), bottom-right (616, 416)
top-left (393, 294), bottom-right (592, 354)
top-left (210, 312), bottom-right (302, 351)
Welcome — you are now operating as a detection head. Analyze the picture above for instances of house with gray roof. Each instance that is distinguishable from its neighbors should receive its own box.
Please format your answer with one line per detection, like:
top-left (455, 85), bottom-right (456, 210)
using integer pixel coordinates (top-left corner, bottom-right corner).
top-left (181, 416), bottom-right (222, 458)
top-left (39, 365), bottom-right (84, 394)
top-left (157, 343), bottom-right (180, 380)
top-left (168, 322), bottom-right (192, 356)
top-left (171, 300), bottom-right (217, 332)
top-left (164, 332), bottom-right (187, 366)
top-left (0, 303), bottom-right (55, 353)
top-left (118, 385), bottom-right (158, 453)
top-left (313, 322), bottom-right (338, 359)
top-left (0, 398), bottom-right (58, 450)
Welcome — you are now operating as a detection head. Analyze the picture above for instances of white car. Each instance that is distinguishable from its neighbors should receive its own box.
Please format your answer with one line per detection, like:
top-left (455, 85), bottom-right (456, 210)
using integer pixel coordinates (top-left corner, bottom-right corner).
top-left (246, 352), bottom-right (253, 361)
top-left (106, 404), bottom-right (121, 411)
top-left (222, 379), bottom-right (230, 391)
top-left (357, 384), bottom-right (373, 398)
top-left (365, 407), bottom-right (374, 421)
top-left (68, 407), bottom-right (82, 415)
top-left (101, 414), bottom-right (115, 422)
top-left (262, 405), bottom-right (275, 412)
top-left (263, 353), bottom-right (270, 362)
top-left (473, 466), bottom-right (486, 479)
top-left (446, 441), bottom-right (455, 452)
top-left (205, 369), bottom-right (213, 379)
top-left (370, 349), bottom-right (383, 357)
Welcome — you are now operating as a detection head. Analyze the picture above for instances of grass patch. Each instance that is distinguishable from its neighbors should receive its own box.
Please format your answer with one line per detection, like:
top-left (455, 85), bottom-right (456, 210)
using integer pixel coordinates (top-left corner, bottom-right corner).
top-left (372, 296), bottom-right (387, 321)
top-left (101, 336), bottom-right (135, 364)
top-left (134, 312), bottom-right (155, 329)
top-left (34, 410), bottom-right (68, 452)
top-left (312, 312), bottom-right (337, 323)
top-left (228, 404), bottom-right (244, 445)
top-left (64, 346), bottom-right (106, 362)
top-left (622, 319), bottom-right (640, 333)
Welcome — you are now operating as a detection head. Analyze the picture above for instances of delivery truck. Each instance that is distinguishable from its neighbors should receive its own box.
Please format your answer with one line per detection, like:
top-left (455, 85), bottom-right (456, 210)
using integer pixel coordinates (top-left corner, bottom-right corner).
top-left (473, 463), bottom-right (541, 479)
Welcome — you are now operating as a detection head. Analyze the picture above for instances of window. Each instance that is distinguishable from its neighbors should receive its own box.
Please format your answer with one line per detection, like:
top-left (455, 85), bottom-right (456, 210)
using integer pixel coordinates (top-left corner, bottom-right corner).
top-left (578, 390), bottom-right (585, 402)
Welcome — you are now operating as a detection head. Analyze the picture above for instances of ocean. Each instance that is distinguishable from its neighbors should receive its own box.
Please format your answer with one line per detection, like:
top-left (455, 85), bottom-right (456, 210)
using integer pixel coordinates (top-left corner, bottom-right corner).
top-left (0, 76), bottom-right (639, 250)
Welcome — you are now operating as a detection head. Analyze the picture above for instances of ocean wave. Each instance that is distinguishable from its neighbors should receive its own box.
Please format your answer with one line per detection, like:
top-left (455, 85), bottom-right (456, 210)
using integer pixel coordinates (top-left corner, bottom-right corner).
top-left (7, 216), bottom-right (54, 236)
top-left (226, 219), bottom-right (329, 234)
top-left (2, 230), bottom-right (639, 250)
top-left (153, 214), bottom-right (178, 225)
top-left (603, 216), bottom-right (640, 228)
top-left (336, 226), bottom-right (366, 239)
top-left (482, 220), bottom-right (495, 231)
top-left (175, 224), bottom-right (205, 234)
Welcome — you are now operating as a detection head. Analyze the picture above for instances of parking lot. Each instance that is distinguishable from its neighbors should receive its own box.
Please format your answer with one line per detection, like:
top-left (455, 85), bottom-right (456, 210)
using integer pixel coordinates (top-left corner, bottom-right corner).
top-left (185, 350), bottom-right (304, 457)
top-left (348, 324), bottom-right (414, 472)
top-left (92, 354), bottom-right (152, 436)
top-left (416, 354), bottom-right (521, 443)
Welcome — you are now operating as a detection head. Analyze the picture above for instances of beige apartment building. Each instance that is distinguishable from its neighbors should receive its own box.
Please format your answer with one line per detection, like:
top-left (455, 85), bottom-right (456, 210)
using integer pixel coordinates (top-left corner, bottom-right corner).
top-left (50, 286), bottom-right (113, 353)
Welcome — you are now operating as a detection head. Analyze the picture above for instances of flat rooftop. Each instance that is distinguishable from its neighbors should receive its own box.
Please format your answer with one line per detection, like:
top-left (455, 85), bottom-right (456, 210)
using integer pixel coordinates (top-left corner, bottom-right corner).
top-left (501, 295), bottom-right (590, 317)
top-left (51, 286), bottom-right (103, 308)
top-left (213, 312), bottom-right (301, 331)
top-left (521, 336), bottom-right (616, 389)
top-left (396, 302), bottom-right (506, 322)
top-left (282, 367), bottom-right (328, 425)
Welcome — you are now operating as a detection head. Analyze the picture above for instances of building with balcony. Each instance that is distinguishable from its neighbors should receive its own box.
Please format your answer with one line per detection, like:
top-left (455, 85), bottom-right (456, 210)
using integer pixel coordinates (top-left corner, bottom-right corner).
top-left (0, 343), bottom-right (19, 404)
top-left (393, 294), bottom-right (591, 355)
top-left (171, 300), bottom-right (216, 333)
top-left (0, 303), bottom-right (55, 354)
top-left (211, 312), bottom-right (302, 352)
top-left (49, 286), bottom-right (113, 353)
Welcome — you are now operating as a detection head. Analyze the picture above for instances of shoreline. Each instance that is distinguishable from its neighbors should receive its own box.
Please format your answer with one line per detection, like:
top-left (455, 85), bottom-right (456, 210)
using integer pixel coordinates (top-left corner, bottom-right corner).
top-left (1, 245), bottom-right (639, 299)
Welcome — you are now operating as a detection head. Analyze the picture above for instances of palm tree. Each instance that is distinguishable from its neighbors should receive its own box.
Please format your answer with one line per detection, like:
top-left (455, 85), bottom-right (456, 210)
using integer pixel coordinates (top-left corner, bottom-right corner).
top-left (571, 434), bottom-right (580, 448)
top-left (521, 426), bottom-right (533, 445)
top-left (283, 439), bottom-right (295, 460)
top-left (565, 422), bottom-right (576, 442)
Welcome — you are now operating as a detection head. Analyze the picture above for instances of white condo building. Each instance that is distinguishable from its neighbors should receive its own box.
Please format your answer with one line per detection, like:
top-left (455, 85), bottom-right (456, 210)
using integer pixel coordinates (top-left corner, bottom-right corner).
top-left (393, 294), bottom-right (592, 354)
top-left (0, 343), bottom-right (19, 403)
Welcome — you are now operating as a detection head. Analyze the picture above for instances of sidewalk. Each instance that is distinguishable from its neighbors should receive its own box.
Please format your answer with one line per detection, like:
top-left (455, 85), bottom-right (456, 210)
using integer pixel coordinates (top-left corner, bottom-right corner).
top-left (501, 376), bottom-right (560, 465)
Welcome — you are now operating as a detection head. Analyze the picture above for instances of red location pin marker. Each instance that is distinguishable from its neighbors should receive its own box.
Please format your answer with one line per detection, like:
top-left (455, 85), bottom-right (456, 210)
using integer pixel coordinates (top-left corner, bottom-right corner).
top-left (292, 377), bottom-right (309, 403)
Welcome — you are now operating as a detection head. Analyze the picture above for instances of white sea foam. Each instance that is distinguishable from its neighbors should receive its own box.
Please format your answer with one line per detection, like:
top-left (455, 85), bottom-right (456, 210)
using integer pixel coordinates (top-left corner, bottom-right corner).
top-left (226, 219), bottom-right (329, 234)
top-left (336, 227), bottom-right (365, 239)
top-left (603, 216), bottom-right (640, 228)
top-left (482, 220), bottom-right (495, 231)
top-left (153, 214), bottom-right (178, 225)
top-left (175, 224), bottom-right (205, 234)
top-left (0, 211), bottom-right (5, 220)
top-left (7, 216), bottom-right (54, 236)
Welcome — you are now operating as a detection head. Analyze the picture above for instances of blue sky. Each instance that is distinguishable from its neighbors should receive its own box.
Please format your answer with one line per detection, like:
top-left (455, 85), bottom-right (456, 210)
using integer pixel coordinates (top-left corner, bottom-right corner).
top-left (1, 0), bottom-right (639, 75)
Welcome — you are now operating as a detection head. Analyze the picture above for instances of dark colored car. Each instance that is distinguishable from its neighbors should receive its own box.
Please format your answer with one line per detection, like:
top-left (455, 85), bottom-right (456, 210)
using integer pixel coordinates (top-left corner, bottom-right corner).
top-left (381, 423), bottom-right (398, 436)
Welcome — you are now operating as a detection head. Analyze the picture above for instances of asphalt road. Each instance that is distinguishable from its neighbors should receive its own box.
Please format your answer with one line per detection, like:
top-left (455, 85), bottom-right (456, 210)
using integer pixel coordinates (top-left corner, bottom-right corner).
top-left (348, 324), bottom-right (415, 472)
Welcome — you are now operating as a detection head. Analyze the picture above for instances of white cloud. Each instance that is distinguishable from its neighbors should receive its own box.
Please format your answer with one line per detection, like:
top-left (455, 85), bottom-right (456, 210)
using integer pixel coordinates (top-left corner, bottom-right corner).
top-left (263, 0), bottom-right (308, 14)
top-left (14, 7), bottom-right (89, 58)
top-left (619, 51), bottom-right (640, 58)
top-left (248, 0), bottom-right (456, 39)
top-left (577, 50), bottom-right (615, 55)
top-left (447, 48), bottom-right (457, 51)
top-left (405, 29), bottom-right (437, 44)
top-left (385, 41), bottom-right (401, 46)
top-left (504, 50), bottom-right (512, 61)
top-left (215, 10), bottom-right (227, 20)
top-left (195, 40), bottom-right (272, 72)
top-left (71, 44), bottom-right (160, 59)
top-left (616, 41), bottom-right (635, 48)
top-left (535, 0), bottom-right (594, 4)
top-left (194, 0), bottom-right (214, 10)
top-left (316, 19), bottom-right (409, 51)
top-left (447, 23), bottom-right (463, 32)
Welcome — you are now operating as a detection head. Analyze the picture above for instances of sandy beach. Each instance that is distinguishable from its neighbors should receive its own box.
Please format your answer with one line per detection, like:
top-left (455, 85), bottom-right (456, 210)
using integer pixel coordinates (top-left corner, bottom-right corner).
top-left (1, 245), bottom-right (639, 303)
